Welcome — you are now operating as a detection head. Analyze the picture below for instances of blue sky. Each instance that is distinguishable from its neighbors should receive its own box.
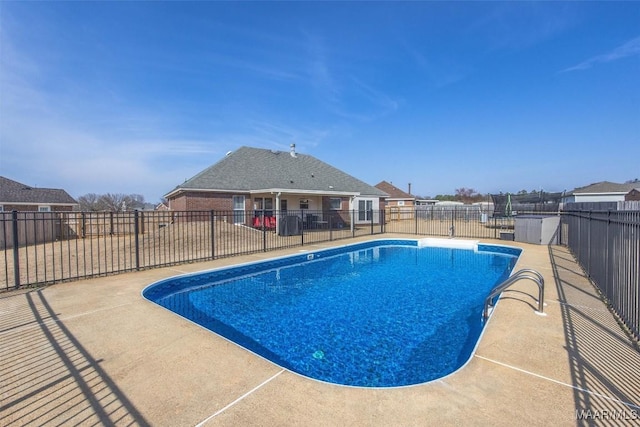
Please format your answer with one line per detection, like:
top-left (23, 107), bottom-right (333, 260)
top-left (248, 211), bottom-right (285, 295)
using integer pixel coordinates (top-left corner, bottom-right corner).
top-left (1, 2), bottom-right (638, 202)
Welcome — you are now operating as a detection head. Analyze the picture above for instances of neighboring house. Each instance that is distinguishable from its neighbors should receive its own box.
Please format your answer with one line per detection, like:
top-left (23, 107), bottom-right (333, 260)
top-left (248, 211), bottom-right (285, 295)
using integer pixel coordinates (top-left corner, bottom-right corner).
top-left (625, 188), bottom-right (640, 201)
top-left (416, 199), bottom-right (439, 206)
top-left (0, 176), bottom-right (77, 212)
top-left (562, 181), bottom-right (640, 204)
top-left (375, 181), bottom-right (415, 207)
top-left (375, 181), bottom-right (415, 221)
top-left (164, 145), bottom-right (388, 230)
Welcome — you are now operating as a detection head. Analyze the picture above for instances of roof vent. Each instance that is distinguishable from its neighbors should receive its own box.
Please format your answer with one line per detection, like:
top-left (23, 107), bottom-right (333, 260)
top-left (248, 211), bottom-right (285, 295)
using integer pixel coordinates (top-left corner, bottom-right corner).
top-left (290, 143), bottom-right (297, 158)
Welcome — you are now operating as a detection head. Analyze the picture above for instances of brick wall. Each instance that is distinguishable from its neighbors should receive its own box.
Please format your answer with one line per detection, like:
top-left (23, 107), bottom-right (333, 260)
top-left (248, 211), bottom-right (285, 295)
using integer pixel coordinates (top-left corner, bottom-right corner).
top-left (626, 189), bottom-right (640, 201)
top-left (168, 192), bottom-right (252, 223)
top-left (168, 192), bottom-right (254, 211)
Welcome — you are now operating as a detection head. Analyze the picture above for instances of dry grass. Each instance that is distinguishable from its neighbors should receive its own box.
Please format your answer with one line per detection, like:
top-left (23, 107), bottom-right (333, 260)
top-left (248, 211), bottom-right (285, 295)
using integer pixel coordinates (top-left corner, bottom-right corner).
top-left (1, 216), bottom-right (512, 290)
top-left (1, 220), bottom-right (370, 290)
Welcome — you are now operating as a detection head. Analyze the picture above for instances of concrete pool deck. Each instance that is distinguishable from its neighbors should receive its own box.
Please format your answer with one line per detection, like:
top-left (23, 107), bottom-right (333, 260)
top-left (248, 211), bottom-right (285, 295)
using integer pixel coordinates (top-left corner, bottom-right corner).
top-left (1, 236), bottom-right (639, 426)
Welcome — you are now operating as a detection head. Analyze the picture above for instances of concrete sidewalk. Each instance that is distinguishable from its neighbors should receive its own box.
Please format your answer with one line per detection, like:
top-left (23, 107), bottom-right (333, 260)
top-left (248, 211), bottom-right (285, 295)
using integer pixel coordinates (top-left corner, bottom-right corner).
top-left (1, 237), bottom-right (639, 426)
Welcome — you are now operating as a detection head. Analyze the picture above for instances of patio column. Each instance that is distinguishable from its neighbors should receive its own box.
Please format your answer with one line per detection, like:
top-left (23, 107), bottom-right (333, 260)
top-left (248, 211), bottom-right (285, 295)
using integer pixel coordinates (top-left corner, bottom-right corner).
top-left (275, 192), bottom-right (281, 235)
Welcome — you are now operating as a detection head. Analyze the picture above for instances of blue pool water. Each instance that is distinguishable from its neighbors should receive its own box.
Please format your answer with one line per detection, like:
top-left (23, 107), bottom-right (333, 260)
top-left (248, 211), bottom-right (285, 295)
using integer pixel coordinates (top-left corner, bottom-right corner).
top-left (143, 239), bottom-right (521, 387)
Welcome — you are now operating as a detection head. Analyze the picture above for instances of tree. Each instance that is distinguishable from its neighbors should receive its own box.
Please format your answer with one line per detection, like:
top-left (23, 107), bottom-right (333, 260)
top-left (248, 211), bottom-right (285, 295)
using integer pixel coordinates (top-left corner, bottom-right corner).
top-left (96, 193), bottom-right (127, 211)
top-left (454, 187), bottom-right (483, 204)
top-left (76, 193), bottom-right (146, 211)
top-left (434, 194), bottom-right (456, 201)
top-left (77, 193), bottom-right (102, 211)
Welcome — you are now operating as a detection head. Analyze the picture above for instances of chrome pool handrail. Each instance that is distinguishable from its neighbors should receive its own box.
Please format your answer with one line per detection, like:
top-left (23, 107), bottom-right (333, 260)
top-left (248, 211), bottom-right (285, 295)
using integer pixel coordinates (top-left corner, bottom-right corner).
top-left (483, 269), bottom-right (545, 319)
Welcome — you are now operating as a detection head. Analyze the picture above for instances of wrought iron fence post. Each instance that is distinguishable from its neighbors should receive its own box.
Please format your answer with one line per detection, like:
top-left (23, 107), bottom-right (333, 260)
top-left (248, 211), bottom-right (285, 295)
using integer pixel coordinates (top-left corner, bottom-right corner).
top-left (12, 210), bottom-right (20, 289)
top-left (606, 209), bottom-right (611, 292)
top-left (301, 211), bottom-right (305, 246)
top-left (214, 209), bottom-right (216, 259)
top-left (587, 210), bottom-right (591, 275)
top-left (351, 210), bottom-right (355, 238)
top-left (494, 217), bottom-right (497, 239)
top-left (261, 210), bottom-right (267, 252)
top-left (329, 214), bottom-right (333, 241)
top-left (451, 208), bottom-right (456, 237)
top-left (370, 210), bottom-right (374, 235)
top-left (134, 210), bottom-right (140, 271)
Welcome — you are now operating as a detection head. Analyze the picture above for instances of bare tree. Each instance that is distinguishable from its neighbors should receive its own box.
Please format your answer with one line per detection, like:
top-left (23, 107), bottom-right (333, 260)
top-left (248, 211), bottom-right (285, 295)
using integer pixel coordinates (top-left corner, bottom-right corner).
top-left (123, 194), bottom-right (146, 211)
top-left (454, 187), bottom-right (483, 204)
top-left (97, 193), bottom-right (127, 211)
top-left (76, 193), bottom-right (147, 211)
top-left (77, 193), bottom-right (102, 211)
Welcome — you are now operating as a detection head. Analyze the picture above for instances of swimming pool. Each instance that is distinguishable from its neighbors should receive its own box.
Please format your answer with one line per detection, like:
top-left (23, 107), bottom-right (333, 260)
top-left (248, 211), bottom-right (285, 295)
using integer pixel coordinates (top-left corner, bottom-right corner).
top-left (143, 238), bottom-right (521, 387)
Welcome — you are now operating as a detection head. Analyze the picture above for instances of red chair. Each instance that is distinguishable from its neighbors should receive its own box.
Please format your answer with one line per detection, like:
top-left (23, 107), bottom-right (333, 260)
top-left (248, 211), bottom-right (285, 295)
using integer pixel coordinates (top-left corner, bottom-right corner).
top-left (266, 216), bottom-right (276, 229)
top-left (253, 216), bottom-right (262, 228)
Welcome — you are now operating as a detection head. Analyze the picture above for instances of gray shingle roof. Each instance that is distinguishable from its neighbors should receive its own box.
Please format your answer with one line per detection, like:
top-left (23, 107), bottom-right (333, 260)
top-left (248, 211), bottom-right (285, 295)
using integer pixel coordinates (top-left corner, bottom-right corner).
top-left (570, 181), bottom-right (640, 195)
top-left (0, 176), bottom-right (77, 205)
top-left (166, 146), bottom-right (388, 198)
top-left (375, 181), bottom-right (414, 199)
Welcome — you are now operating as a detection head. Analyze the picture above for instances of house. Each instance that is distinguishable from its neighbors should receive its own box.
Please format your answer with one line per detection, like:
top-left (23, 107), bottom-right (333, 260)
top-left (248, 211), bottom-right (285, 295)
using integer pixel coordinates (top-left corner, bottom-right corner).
top-left (164, 145), bottom-right (388, 231)
top-left (625, 188), bottom-right (640, 201)
top-left (415, 199), bottom-right (439, 206)
top-left (375, 181), bottom-right (415, 221)
top-left (0, 176), bottom-right (77, 212)
top-left (375, 181), bottom-right (415, 207)
top-left (562, 181), bottom-right (640, 204)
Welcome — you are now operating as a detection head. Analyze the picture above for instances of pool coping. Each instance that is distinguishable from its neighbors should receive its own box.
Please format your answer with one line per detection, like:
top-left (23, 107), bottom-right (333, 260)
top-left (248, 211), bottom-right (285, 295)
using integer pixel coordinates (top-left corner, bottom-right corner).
top-left (2, 235), bottom-right (639, 426)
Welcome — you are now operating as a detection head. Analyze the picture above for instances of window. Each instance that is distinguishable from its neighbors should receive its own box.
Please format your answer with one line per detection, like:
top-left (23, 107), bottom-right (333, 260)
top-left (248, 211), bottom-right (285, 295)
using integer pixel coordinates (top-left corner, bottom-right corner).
top-left (358, 200), bottom-right (373, 221)
top-left (38, 206), bottom-right (51, 212)
top-left (330, 198), bottom-right (342, 210)
top-left (299, 199), bottom-right (309, 210)
top-left (232, 196), bottom-right (245, 224)
top-left (397, 200), bottom-right (405, 206)
top-left (254, 197), bottom-right (273, 216)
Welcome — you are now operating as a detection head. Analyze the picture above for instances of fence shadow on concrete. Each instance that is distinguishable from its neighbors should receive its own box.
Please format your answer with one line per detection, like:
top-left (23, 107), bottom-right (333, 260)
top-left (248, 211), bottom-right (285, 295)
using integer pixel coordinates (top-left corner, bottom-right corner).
top-left (548, 245), bottom-right (640, 425)
top-left (0, 290), bottom-right (149, 426)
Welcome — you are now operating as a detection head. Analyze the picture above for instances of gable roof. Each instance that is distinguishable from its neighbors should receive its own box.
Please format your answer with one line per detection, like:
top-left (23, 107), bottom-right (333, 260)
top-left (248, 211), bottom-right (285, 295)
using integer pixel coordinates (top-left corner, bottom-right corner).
top-left (569, 181), bottom-right (640, 195)
top-left (0, 176), bottom-right (78, 205)
top-left (166, 146), bottom-right (388, 198)
top-left (375, 181), bottom-right (413, 199)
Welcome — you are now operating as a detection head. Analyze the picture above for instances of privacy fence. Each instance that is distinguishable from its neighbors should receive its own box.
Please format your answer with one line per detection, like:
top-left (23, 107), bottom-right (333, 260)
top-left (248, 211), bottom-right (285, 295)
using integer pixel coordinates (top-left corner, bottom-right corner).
top-left (560, 206), bottom-right (640, 341)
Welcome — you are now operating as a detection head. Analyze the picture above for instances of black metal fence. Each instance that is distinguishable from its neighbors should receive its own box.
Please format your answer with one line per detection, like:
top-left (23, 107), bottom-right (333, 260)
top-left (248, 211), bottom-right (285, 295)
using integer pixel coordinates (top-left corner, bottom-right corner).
top-left (384, 205), bottom-right (516, 239)
top-left (561, 208), bottom-right (640, 341)
top-left (4, 205), bottom-right (639, 342)
top-left (1, 209), bottom-right (384, 291)
top-left (2, 206), bottom-right (521, 291)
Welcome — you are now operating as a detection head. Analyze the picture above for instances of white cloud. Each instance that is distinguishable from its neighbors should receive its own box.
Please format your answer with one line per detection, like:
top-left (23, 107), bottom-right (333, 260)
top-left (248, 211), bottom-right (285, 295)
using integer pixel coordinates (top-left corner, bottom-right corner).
top-left (562, 35), bottom-right (640, 72)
